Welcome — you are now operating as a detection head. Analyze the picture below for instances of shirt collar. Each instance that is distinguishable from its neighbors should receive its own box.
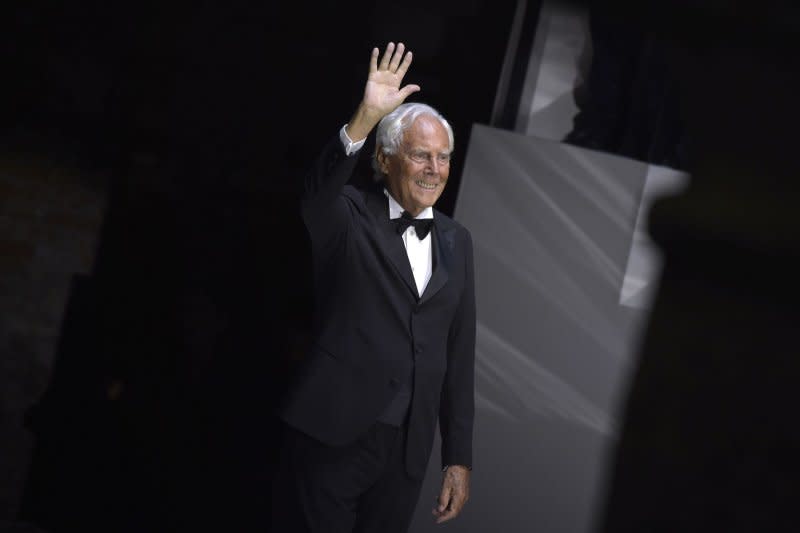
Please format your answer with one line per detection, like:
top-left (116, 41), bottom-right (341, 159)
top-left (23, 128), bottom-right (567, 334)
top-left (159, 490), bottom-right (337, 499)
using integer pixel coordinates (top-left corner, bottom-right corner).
top-left (384, 189), bottom-right (434, 220)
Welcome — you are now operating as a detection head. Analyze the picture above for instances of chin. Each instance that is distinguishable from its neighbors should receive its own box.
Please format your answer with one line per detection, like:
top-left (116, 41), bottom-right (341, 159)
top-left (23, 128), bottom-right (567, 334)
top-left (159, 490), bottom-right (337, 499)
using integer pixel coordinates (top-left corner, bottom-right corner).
top-left (423, 197), bottom-right (440, 209)
top-left (411, 200), bottom-right (434, 211)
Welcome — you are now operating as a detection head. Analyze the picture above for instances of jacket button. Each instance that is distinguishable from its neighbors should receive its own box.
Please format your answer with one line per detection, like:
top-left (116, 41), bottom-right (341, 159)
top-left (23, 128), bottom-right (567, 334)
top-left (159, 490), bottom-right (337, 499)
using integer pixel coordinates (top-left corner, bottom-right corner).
top-left (390, 378), bottom-right (400, 388)
top-left (415, 346), bottom-right (422, 354)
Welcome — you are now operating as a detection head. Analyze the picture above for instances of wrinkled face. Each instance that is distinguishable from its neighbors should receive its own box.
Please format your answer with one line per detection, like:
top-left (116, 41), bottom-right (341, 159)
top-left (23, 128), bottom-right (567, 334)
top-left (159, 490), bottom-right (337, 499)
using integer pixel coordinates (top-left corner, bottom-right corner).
top-left (378, 114), bottom-right (451, 217)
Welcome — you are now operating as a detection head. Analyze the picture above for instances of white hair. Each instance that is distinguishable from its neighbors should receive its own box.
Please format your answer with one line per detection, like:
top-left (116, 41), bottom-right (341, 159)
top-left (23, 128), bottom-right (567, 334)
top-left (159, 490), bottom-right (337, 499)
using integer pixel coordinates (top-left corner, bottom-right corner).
top-left (371, 102), bottom-right (454, 178)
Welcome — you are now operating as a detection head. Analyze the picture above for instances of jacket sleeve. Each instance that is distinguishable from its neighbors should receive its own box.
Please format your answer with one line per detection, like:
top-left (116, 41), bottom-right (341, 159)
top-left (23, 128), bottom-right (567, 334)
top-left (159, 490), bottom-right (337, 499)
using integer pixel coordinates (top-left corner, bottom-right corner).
top-left (301, 133), bottom-right (361, 248)
top-left (439, 229), bottom-right (477, 470)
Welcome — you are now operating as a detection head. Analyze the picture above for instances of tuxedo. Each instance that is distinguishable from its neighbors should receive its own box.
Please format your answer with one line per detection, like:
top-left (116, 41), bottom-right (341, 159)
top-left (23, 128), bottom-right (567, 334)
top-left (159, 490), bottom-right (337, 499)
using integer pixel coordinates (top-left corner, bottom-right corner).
top-left (272, 130), bottom-right (475, 533)
top-left (274, 132), bottom-right (475, 532)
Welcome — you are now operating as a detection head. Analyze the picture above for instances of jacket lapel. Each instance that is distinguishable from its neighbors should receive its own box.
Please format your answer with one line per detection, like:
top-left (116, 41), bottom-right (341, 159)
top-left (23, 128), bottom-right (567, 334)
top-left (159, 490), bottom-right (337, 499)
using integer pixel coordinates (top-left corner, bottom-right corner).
top-left (420, 220), bottom-right (453, 304)
top-left (366, 189), bottom-right (420, 299)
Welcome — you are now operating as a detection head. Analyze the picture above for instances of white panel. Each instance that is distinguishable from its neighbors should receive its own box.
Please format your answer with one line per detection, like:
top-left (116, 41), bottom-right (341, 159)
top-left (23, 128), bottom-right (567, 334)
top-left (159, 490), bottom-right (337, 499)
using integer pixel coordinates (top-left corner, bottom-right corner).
top-left (519, 0), bottom-right (589, 140)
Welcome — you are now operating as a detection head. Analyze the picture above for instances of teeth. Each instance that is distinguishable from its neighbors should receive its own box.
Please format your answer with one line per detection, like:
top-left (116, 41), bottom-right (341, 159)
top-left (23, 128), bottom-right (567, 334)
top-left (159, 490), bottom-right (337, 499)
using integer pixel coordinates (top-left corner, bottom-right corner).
top-left (415, 181), bottom-right (438, 190)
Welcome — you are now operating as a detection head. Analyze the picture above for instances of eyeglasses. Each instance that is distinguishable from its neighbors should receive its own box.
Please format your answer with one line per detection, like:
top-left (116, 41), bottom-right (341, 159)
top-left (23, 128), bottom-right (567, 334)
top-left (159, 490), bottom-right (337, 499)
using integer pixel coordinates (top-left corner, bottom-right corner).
top-left (403, 149), bottom-right (452, 166)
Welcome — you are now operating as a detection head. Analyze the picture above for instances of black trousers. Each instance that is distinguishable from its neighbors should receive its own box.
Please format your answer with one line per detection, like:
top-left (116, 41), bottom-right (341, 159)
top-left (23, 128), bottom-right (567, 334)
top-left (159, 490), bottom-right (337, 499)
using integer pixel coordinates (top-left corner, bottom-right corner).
top-left (270, 420), bottom-right (425, 533)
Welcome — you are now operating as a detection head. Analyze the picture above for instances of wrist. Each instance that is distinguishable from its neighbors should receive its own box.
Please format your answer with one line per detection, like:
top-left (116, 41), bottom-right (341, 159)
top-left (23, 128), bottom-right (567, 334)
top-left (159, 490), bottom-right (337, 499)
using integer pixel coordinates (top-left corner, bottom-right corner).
top-left (346, 104), bottom-right (382, 142)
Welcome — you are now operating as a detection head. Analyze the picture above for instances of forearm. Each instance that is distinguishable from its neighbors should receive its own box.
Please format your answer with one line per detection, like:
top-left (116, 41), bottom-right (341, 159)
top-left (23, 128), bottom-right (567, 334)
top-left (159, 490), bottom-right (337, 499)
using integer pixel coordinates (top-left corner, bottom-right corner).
top-left (344, 102), bottom-right (383, 144)
top-left (300, 133), bottom-right (360, 242)
top-left (440, 232), bottom-right (477, 469)
top-left (304, 133), bottom-right (359, 196)
top-left (303, 41), bottom-right (418, 212)
top-left (439, 322), bottom-right (476, 470)
top-left (440, 366), bottom-right (475, 469)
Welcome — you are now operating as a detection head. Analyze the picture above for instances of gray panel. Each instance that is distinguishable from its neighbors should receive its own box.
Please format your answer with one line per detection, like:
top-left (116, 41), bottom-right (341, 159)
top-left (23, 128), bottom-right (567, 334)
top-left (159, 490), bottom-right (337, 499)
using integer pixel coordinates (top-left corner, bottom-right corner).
top-left (410, 126), bottom-right (657, 533)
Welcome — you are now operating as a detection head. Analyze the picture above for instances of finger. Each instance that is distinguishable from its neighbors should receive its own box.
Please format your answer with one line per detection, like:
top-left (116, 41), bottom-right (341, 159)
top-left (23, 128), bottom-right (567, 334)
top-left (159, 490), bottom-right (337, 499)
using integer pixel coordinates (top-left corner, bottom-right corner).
top-left (434, 487), bottom-right (468, 523)
top-left (436, 486), bottom-right (452, 514)
top-left (396, 50), bottom-right (414, 78)
top-left (431, 502), bottom-right (448, 520)
top-left (379, 42), bottom-right (395, 70)
top-left (436, 494), bottom-right (464, 523)
top-left (389, 42), bottom-right (405, 72)
top-left (398, 84), bottom-right (421, 101)
top-left (435, 506), bottom-right (458, 524)
top-left (369, 47), bottom-right (379, 73)
top-left (450, 491), bottom-right (467, 515)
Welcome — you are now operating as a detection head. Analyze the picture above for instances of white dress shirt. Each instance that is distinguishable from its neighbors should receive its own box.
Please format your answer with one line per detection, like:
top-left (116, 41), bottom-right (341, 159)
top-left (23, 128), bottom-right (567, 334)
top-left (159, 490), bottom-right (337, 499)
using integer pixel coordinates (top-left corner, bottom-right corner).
top-left (340, 124), bottom-right (434, 296)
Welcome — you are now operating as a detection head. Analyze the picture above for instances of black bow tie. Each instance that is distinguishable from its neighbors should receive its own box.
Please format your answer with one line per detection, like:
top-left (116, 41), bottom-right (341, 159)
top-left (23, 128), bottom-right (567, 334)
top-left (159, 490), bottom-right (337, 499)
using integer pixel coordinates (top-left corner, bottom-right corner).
top-left (393, 211), bottom-right (434, 239)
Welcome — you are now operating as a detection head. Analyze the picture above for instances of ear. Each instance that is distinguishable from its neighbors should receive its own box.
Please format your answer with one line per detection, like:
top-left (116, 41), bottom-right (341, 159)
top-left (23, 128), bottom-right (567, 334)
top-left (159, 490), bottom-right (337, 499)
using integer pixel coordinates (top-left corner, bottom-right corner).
top-left (376, 146), bottom-right (390, 174)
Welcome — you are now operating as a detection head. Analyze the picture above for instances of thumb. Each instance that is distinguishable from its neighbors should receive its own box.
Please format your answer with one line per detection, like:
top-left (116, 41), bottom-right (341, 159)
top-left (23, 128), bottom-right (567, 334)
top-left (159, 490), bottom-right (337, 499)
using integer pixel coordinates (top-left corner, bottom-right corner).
top-left (398, 84), bottom-right (421, 101)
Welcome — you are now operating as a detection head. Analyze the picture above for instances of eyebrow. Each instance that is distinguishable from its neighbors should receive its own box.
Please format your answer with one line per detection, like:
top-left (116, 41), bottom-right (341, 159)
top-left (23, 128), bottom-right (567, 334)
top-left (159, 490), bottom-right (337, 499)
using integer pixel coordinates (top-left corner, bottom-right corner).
top-left (409, 148), bottom-right (452, 154)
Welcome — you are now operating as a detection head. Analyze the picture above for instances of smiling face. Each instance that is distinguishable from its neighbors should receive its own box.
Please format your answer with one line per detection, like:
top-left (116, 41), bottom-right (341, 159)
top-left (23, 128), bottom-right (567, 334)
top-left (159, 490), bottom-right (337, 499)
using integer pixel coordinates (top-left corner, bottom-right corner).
top-left (377, 114), bottom-right (451, 217)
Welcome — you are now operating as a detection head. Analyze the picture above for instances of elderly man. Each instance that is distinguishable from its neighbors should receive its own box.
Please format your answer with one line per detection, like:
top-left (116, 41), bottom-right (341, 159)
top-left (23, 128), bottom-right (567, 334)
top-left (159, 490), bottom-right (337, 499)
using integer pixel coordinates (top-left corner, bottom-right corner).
top-left (273, 42), bottom-right (475, 533)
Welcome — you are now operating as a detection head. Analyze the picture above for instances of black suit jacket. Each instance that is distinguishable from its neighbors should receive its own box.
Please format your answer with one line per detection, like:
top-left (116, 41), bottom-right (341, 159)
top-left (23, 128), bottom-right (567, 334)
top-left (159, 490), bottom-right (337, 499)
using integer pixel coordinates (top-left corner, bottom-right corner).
top-left (280, 134), bottom-right (476, 480)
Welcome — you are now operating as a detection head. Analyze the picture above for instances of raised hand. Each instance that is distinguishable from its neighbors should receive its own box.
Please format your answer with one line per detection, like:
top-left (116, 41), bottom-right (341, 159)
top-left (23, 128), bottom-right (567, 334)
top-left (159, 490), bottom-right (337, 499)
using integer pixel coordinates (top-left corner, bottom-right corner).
top-left (346, 42), bottom-right (420, 142)
top-left (363, 42), bottom-right (420, 116)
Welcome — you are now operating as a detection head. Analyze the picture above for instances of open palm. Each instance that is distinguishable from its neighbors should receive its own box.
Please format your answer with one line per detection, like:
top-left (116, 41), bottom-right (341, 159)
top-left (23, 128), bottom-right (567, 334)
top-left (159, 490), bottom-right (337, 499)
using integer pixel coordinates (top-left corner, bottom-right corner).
top-left (362, 42), bottom-right (420, 117)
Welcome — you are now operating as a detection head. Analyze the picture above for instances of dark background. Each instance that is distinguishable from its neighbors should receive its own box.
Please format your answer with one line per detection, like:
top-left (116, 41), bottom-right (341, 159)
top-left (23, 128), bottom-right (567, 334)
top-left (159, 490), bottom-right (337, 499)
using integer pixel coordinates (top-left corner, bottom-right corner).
top-left (2, 1), bottom-right (800, 532)
top-left (2, 1), bottom-right (519, 531)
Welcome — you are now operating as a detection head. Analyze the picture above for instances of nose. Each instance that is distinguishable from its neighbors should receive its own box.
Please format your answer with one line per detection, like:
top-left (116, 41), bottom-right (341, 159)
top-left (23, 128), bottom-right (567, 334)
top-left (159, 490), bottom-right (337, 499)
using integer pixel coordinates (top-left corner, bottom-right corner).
top-left (426, 158), bottom-right (439, 174)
